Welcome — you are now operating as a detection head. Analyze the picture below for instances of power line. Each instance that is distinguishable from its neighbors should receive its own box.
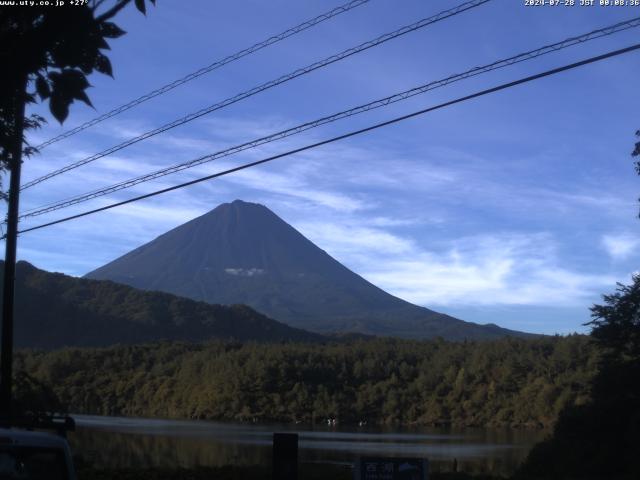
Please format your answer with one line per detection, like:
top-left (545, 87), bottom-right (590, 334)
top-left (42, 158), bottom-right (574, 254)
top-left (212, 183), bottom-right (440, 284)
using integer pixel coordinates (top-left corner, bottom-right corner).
top-left (22, 0), bottom-right (491, 191)
top-left (19, 16), bottom-right (640, 220)
top-left (12, 42), bottom-right (640, 238)
top-left (33, 0), bottom-right (372, 151)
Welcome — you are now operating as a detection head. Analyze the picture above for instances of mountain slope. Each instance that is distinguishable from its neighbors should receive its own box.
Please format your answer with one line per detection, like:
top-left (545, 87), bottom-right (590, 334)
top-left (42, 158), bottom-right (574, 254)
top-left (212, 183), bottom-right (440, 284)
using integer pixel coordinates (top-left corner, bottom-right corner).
top-left (86, 200), bottom-right (529, 340)
top-left (0, 260), bottom-right (323, 348)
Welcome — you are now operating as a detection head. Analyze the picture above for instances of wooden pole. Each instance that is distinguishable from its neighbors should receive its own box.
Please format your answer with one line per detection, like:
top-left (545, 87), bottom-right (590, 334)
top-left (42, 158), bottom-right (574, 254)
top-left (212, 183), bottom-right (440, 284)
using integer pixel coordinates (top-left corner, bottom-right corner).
top-left (0, 73), bottom-right (26, 426)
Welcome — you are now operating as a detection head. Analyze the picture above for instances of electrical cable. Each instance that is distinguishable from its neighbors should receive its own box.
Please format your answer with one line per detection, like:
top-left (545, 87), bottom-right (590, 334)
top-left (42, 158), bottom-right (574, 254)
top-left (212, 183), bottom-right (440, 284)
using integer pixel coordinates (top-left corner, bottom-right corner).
top-left (33, 0), bottom-right (373, 150)
top-left (12, 42), bottom-right (640, 238)
top-left (22, 0), bottom-right (491, 190)
top-left (19, 16), bottom-right (640, 220)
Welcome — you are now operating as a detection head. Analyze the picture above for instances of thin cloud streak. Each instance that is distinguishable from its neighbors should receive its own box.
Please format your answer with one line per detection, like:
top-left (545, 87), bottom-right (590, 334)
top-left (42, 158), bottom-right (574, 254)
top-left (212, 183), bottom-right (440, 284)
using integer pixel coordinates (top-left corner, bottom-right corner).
top-left (602, 233), bottom-right (640, 260)
top-left (357, 233), bottom-right (617, 308)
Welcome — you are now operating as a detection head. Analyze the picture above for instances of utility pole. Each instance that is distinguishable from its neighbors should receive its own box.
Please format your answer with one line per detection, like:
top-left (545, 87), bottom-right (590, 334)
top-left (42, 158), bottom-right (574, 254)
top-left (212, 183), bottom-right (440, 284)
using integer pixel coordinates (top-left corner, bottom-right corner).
top-left (0, 73), bottom-right (27, 426)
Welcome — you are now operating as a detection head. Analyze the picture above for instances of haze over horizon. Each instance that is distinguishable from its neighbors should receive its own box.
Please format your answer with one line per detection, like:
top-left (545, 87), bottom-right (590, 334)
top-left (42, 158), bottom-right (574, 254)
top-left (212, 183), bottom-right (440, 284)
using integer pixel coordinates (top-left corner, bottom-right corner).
top-left (5, 0), bottom-right (640, 335)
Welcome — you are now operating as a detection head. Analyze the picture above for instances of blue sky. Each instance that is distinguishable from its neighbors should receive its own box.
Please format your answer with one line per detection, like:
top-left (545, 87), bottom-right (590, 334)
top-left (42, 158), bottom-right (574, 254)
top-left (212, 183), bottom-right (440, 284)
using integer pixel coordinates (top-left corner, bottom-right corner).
top-left (6, 0), bottom-right (640, 334)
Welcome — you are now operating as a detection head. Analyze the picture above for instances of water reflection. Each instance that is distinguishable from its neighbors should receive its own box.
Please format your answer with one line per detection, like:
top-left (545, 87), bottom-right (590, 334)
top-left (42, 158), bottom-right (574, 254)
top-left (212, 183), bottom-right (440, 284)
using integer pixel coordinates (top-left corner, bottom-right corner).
top-left (69, 415), bottom-right (547, 476)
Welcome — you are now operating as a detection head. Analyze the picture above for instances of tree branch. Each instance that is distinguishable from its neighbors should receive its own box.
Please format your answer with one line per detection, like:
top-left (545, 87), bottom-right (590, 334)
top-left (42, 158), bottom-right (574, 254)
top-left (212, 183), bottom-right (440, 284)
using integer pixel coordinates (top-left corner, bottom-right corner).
top-left (95, 0), bottom-right (131, 22)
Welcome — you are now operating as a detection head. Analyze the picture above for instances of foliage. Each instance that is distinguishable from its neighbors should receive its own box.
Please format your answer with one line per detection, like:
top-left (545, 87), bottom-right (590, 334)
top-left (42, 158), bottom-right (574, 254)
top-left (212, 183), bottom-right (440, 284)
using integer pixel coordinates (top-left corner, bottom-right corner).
top-left (589, 275), bottom-right (640, 360)
top-left (16, 336), bottom-right (598, 429)
top-left (0, 260), bottom-right (323, 348)
top-left (1, 0), bottom-right (155, 122)
top-left (515, 276), bottom-right (640, 480)
top-left (0, 0), bottom-right (155, 193)
top-left (12, 370), bottom-right (66, 417)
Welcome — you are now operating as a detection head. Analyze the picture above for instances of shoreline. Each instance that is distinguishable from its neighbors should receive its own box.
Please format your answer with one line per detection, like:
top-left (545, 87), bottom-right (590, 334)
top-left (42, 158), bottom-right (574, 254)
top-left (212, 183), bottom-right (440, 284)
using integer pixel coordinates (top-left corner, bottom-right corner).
top-left (71, 411), bottom-right (554, 431)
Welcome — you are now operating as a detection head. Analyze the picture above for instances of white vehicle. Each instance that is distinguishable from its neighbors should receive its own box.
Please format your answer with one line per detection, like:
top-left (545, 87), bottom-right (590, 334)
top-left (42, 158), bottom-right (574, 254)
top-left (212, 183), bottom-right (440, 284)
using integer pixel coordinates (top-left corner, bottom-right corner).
top-left (0, 428), bottom-right (76, 480)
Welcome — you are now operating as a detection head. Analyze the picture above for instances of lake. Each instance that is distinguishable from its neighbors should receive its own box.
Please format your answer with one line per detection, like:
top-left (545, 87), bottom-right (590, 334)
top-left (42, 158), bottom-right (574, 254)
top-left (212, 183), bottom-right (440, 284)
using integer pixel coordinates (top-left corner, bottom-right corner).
top-left (69, 415), bottom-right (548, 476)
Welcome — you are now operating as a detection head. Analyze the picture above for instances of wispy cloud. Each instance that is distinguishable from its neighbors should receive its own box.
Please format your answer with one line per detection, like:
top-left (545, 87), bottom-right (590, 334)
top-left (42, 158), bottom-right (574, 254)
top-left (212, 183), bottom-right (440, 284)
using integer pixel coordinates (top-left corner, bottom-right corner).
top-left (298, 221), bottom-right (415, 255)
top-left (8, 0), bottom-right (640, 337)
top-left (10, 98), bottom-right (639, 334)
top-left (602, 233), bottom-right (640, 260)
top-left (14, 114), bottom-right (632, 307)
top-left (357, 233), bottom-right (616, 307)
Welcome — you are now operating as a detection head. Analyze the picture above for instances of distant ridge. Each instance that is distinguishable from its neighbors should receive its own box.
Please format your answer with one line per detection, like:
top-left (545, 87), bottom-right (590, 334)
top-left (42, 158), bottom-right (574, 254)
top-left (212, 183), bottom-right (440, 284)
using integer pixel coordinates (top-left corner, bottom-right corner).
top-left (0, 260), bottom-right (323, 349)
top-left (86, 200), bottom-right (531, 340)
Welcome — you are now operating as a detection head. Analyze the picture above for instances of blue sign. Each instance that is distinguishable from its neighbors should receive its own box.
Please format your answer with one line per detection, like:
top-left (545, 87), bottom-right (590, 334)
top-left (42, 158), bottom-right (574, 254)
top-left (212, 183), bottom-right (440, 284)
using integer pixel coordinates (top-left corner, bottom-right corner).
top-left (355, 457), bottom-right (429, 480)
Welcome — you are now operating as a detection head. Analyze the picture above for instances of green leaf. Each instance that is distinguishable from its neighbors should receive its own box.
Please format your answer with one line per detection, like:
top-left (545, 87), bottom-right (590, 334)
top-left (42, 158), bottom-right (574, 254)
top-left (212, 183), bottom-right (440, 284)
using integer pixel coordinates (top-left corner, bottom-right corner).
top-left (35, 76), bottom-right (51, 100)
top-left (78, 53), bottom-right (95, 75)
top-left (134, 0), bottom-right (146, 15)
top-left (48, 69), bottom-right (93, 118)
top-left (97, 37), bottom-right (111, 50)
top-left (101, 21), bottom-right (126, 39)
top-left (75, 90), bottom-right (94, 108)
top-left (49, 94), bottom-right (70, 124)
top-left (94, 53), bottom-right (113, 77)
top-left (66, 69), bottom-right (89, 89)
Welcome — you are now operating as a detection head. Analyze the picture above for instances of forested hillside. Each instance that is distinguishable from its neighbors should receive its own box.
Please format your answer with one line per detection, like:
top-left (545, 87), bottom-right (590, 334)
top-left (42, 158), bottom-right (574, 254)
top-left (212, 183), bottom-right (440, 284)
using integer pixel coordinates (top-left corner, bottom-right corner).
top-left (0, 261), bottom-right (323, 347)
top-left (17, 336), bottom-right (598, 428)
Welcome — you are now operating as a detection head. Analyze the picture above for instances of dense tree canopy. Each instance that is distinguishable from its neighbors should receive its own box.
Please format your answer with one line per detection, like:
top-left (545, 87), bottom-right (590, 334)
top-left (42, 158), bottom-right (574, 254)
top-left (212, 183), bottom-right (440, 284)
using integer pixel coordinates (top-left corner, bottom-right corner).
top-left (589, 275), bottom-right (640, 361)
top-left (0, 260), bottom-right (324, 348)
top-left (16, 336), bottom-right (597, 429)
top-left (516, 277), bottom-right (640, 480)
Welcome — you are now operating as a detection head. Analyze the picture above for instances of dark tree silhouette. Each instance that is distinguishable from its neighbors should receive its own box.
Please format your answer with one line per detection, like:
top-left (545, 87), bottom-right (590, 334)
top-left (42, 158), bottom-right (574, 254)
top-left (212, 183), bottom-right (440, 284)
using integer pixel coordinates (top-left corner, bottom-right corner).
top-left (12, 371), bottom-right (66, 418)
top-left (515, 278), bottom-right (640, 480)
top-left (0, 0), bottom-right (155, 424)
top-left (1, 0), bottom-right (156, 167)
top-left (515, 137), bottom-right (640, 480)
top-left (589, 276), bottom-right (640, 361)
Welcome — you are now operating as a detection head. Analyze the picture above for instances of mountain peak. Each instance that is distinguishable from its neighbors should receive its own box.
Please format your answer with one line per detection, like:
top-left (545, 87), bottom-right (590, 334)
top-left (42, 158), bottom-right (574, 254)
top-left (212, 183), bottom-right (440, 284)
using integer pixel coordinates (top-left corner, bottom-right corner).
top-left (218, 199), bottom-right (266, 210)
top-left (231, 199), bottom-right (259, 206)
top-left (195, 199), bottom-right (282, 230)
top-left (86, 200), bottom-right (530, 340)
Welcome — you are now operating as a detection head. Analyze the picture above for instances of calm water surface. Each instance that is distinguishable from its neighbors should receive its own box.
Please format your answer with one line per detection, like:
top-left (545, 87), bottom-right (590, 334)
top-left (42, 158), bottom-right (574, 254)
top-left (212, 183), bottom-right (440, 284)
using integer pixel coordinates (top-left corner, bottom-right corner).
top-left (69, 415), bottom-right (548, 476)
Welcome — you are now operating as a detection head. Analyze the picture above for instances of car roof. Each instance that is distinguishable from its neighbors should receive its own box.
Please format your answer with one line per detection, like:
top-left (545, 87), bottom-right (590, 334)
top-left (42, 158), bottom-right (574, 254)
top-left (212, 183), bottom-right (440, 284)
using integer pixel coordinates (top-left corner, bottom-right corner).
top-left (0, 428), bottom-right (68, 449)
